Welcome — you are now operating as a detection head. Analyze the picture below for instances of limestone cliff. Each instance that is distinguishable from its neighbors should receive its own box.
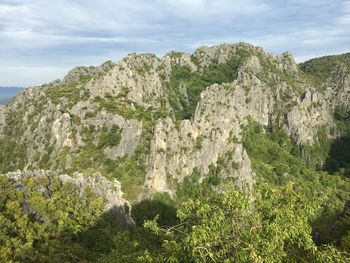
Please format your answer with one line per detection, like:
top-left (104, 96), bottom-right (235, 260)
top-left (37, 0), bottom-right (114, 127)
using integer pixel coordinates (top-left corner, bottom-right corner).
top-left (0, 43), bottom-right (348, 201)
top-left (300, 52), bottom-right (350, 110)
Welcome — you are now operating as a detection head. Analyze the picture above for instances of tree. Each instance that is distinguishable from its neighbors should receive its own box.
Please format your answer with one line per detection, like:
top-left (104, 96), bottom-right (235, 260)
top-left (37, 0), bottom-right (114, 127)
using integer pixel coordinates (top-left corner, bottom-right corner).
top-left (145, 182), bottom-right (349, 262)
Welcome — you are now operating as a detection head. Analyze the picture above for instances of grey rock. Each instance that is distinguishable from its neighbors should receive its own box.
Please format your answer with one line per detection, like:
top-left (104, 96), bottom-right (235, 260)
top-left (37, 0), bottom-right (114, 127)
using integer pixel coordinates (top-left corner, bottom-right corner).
top-left (0, 42), bottom-right (348, 202)
top-left (51, 113), bottom-right (73, 149)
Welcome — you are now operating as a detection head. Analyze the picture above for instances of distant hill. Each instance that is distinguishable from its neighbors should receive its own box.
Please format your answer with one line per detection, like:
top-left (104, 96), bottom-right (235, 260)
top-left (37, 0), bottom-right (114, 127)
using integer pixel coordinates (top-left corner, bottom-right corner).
top-left (0, 87), bottom-right (24, 105)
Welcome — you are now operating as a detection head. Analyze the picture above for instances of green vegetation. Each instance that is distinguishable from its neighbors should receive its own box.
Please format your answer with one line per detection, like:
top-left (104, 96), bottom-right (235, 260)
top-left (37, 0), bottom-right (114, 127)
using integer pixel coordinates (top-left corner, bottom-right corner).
top-left (2, 169), bottom-right (350, 262)
top-left (79, 74), bottom-right (93, 84)
top-left (94, 93), bottom-right (168, 121)
top-left (45, 81), bottom-right (90, 109)
top-left (101, 156), bottom-right (147, 201)
top-left (300, 52), bottom-right (350, 89)
top-left (242, 119), bottom-right (350, 254)
top-left (2, 113), bottom-right (350, 262)
top-left (75, 92), bottom-right (170, 200)
top-left (194, 136), bottom-right (203, 150)
top-left (145, 182), bottom-right (348, 262)
top-left (0, 175), bottom-right (106, 262)
top-left (334, 106), bottom-right (350, 134)
top-left (46, 83), bottom-right (80, 105)
top-left (301, 129), bottom-right (331, 169)
top-left (326, 203), bottom-right (350, 254)
top-left (167, 50), bottom-right (251, 120)
top-left (325, 106), bottom-right (350, 177)
top-left (0, 76), bottom-right (93, 174)
top-left (0, 109), bottom-right (28, 172)
top-left (256, 53), bottom-right (304, 94)
top-left (63, 124), bottom-right (147, 200)
top-left (2, 48), bottom-right (350, 262)
top-left (98, 125), bottom-right (122, 148)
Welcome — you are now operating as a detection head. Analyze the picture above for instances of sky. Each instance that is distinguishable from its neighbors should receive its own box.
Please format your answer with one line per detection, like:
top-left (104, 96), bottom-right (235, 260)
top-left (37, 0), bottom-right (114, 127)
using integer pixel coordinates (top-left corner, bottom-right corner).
top-left (0, 0), bottom-right (349, 87)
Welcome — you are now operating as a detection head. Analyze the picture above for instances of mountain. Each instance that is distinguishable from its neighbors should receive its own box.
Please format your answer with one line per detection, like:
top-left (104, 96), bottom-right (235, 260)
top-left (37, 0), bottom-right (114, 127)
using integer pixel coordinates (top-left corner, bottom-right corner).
top-left (1, 43), bottom-right (350, 262)
top-left (0, 43), bottom-right (347, 198)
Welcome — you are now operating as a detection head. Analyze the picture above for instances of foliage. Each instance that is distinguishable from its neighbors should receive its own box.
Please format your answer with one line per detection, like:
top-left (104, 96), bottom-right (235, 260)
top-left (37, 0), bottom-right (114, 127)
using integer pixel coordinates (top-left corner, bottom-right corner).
top-left (256, 53), bottom-right (304, 94)
top-left (300, 52), bottom-right (350, 89)
top-left (55, 122), bottom-right (149, 201)
top-left (175, 168), bottom-right (202, 202)
top-left (94, 94), bottom-right (168, 121)
top-left (132, 194), bottom-right (178, 227)
top-left (242, 119), bottom-right (350, 255)
top-left (98, 125), bottom-right (122, 148)
top-left (0, 174), bottom-right (170, 262)
top-left (102, 156), bottom-right (147, 201)
top-left (145, 182), bottom-right (349, 262)
top-left (2, 48), bottom-right (350, 262)
top-left (302, 129), bottom-right (331, 169)
top-left (0, 175), bottom-right (105, 262)
top-left (167, 50), bottom-right (250, 120)
top-left (324, 107), bottom-right (350, 177)
top-left (45, 81), bottom-right (90, 109)
top-left (194, 136), bottom-right (203, 150)
top-left (0, 110), bottom-right (28, 172)
top-left (2, 171), bottom-right (349, 262)
top-left (333, 206), bottom-right (350, 254)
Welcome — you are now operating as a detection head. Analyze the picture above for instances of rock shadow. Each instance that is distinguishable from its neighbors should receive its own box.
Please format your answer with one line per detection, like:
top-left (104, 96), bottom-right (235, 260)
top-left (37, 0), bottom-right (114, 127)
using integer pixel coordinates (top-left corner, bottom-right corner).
top-left (324, 135), bottom-right (350, 176)
top-left (26, 200), bottom-right (178, 262)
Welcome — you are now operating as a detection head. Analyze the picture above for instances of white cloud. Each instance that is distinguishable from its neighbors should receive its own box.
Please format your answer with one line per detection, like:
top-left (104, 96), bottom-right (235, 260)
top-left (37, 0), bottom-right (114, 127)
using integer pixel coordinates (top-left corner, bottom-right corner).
top-left (0, 3), bottom-right (29, 15)
top-left (0, 0), bottom-right (348, 86)
top-left (336, 1), bottom-right (350, 26)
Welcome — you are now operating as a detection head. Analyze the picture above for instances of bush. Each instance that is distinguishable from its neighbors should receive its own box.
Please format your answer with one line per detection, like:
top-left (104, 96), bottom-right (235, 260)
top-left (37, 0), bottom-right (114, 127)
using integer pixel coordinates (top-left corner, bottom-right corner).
top-left (98, 125), bottom-right (122, 148)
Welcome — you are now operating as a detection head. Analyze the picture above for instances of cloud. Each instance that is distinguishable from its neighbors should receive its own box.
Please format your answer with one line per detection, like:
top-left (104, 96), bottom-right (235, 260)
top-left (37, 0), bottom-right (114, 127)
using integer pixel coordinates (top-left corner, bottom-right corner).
top-left (0, 3), bottom-right (29, 15)
top-left (0, 0), bottom-right (349, 86)
top-left (155, 0), bottom-right (270, 17)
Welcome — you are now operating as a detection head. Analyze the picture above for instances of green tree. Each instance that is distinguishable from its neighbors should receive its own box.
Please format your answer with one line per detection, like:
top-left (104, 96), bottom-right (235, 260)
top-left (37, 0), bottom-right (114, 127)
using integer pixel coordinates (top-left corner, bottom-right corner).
top-left (145, 182), bottom-right (349, 262)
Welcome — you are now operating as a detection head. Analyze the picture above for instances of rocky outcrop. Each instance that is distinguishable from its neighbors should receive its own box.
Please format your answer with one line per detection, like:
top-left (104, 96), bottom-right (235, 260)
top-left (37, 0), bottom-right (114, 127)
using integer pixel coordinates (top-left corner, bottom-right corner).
top-left (103, 118), bottom-right (143, 159)
top-left (0, 42), bottom-right (348, 201)
top-left (144, 67), bottom-right (335, 195)
top-left (300, 53), bottom-right (350, 111)
top-left (326, 69), bottom-right (350, 111)
top-left (286, 90), bottom-right (335, 143)
top-left (59, 172), bottom-right (133, 224)
top-left (86, 53), bottom-right (168, 109)
top-left (63, 60), bottom-right (115, 84)
top-left (52, 113), bottom-right (74, 149)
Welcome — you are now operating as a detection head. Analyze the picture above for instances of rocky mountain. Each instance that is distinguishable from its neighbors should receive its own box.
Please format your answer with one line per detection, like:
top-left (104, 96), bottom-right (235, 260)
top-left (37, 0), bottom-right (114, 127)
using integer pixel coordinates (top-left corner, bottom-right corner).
top-left (0, 43), bottom-right (349, 203)
top-left (1, 42), bottom-right (350, 262)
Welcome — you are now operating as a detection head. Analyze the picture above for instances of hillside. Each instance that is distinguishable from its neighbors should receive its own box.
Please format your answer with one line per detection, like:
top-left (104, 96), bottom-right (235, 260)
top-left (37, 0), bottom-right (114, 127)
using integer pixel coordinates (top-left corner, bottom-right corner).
top-left (1, 43), bottom-right (350, 262)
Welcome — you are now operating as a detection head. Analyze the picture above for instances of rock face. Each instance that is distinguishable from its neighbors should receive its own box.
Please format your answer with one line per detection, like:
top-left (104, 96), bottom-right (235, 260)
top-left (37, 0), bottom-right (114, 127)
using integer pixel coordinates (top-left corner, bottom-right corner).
top-left (4, 170), bottom-right (133, 224)
top-left (0, 43), bottom-right (349, 201)
top-left (300, 52), bottom-right (350, 111)
top-left (52, 113), bottom-right (74, 149)
top-left (59, 172), bottom-right (133, 224)
top-left (144, 67), bottom-right (335, 195)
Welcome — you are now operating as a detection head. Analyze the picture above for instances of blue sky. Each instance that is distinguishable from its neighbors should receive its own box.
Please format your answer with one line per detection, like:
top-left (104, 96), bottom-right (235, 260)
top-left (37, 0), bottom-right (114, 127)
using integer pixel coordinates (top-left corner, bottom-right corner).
top-left (0, 0), bottom-right (349, 87)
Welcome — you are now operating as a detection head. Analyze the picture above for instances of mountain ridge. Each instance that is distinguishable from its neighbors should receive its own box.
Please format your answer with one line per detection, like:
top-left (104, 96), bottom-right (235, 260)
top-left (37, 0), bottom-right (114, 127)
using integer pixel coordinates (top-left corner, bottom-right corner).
top-left (0, 42), bottom-right (349, 200)
top-left (1, 42), bottom-right (350, 262)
